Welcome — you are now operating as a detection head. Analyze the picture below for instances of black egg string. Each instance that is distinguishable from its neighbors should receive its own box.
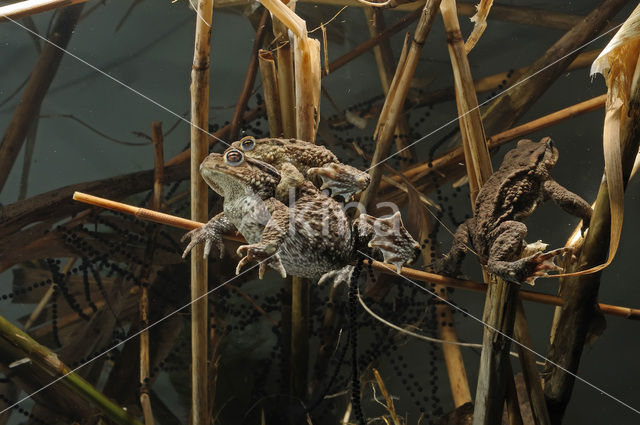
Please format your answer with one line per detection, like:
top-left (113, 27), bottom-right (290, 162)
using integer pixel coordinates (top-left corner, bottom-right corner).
top-left (45, 258), bottom-right (90, 321)
top-left (348, 256), bottom-right (366, 425)
top-left (0, 393), bottom-right (48, 425)
top-left (362, 260), bottom-right (445, 418)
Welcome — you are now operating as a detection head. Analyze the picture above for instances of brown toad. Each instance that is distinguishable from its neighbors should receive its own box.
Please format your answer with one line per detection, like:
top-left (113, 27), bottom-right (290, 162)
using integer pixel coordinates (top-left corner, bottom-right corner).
top-left (433, 137), bottom-right (592, 284)
top-left (229, 136), bottom-right (370, 202)
top-left (181, 148), bottom-right (419, 282)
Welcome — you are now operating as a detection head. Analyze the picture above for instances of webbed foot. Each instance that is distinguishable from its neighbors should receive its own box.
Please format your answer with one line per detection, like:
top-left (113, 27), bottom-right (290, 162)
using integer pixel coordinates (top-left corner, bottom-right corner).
top-left (500, 247), bottom-right (573, 285)
top-left (318, 265), bottom-right (354, 287)
top-left (361, 212), bottom-right (420, 273)
top-left (236, 244), bottom-right (287, 279)
top-left (307, 163), bottom-right (370, 201)
top-left (181, 223), bottom-right (225, 259)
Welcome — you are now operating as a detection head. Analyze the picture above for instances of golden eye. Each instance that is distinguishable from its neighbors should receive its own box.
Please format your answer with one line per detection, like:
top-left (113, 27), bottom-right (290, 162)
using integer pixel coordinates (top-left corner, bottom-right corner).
top-left (240, 136), bottom-right (256, 151)
top-left (224, 149), bottom-right (244, 166)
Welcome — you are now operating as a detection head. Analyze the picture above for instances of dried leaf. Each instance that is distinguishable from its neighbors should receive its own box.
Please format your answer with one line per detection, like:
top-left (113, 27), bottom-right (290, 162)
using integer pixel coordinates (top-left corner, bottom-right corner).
top-left (464, 0), bottom-right (493, 54)
top-left (565, 5), bottom-right (640, 276)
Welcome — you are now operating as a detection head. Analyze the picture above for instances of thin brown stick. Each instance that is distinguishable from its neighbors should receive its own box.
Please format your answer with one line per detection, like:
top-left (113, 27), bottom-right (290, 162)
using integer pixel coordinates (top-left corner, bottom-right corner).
top-left (138, 121), bottom-right (164, 425)
top-left (189, 1), bottom-right (214, 422)
top-left (70, 192), bottom-right (640, 320)
top-left (359, 0), bottom-right (441, 209)
top-left (151, 122), bottom-right (164, 211)
top-left (24, 258), bottom-right (77, 331)
top-left (372, 368), bottom-right (401, 425)
top-left (364, 7), bottom-right (412, 160)
top-left (229, 9), bottom-right (270, 140)
top-left (0, 3), bottom-right (84, 194)
top-left (327, 6), bottom-right (422, 74)
top-left (258, 49), bottom-right (283, 137)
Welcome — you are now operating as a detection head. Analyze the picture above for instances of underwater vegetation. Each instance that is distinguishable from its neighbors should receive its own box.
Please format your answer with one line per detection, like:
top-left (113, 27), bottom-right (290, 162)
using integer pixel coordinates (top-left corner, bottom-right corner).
top-left (0, 1), bottom-right (639, 425)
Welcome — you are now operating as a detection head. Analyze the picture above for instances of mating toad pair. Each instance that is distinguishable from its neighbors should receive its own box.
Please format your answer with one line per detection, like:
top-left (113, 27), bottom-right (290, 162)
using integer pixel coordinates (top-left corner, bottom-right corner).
top-left (183, 136), bottom-right (592, 286)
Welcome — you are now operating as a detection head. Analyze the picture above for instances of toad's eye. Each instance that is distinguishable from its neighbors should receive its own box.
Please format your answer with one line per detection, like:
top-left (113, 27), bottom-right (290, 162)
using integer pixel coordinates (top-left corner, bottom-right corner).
top-left (224, 149), bottom-right (244, 166)
top-left (240, 136), bottom-right (256, 151)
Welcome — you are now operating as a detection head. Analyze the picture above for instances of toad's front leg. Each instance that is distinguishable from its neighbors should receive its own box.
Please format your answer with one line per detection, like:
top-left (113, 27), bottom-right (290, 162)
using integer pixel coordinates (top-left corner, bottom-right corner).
top-left (487, 220), bottom-right (571, 285)
top-left (235, 199), bottom-right (289, 279)
top-left (182, 212), bottom-right (235, 259)
top-left (543, 179), bottom-right (593, 232)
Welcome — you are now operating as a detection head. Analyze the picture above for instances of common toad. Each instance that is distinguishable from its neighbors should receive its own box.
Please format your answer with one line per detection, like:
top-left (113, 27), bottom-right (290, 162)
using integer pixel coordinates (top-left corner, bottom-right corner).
top-left (433, 137), bottom-right (593, 284)
top-left (182, 148), bottom-right (420, 282)
top-left (229, 136), bottom-right (370, 202)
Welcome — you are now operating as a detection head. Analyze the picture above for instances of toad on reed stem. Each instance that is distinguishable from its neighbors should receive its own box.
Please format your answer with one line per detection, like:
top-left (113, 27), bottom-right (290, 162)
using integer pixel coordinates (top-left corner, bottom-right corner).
top-left (182, 148), bottom-right (420, 285)
top-left (432, 137), bottom-right (593, 285)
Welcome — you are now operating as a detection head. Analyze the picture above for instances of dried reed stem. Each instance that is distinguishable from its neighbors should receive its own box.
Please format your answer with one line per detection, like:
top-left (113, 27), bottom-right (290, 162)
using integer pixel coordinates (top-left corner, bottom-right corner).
top-left (138, 122), bottom-right (164, 425)
top-left (293, 36), bottom-right (321, 142)
top-left (364, 7), bottom-right (412, 160)
top-left (359, 0), bottom-right (441, 209)
top-left (151, 122), bottom-right (164, 211)
top-left (514, 300), bottom-right (551, 425)
top-left (72, 191), bottom-right (640, 320)
top-left (372, 368), bottom-right (401, 425)
top-left (258, 49), bottom-right (284, 137)
top-left (328, 7), bottom-right (421, 74)
top-left (24, 257), bottom-right (76, 331)
top-left (229, 9), bottom-right (270, 140)
top-left (440, 2), bottom-right (516, 422)
top-left (0, 3), bottom-right (83, 194)
top-left (189, 1), bottom-right (214, 422)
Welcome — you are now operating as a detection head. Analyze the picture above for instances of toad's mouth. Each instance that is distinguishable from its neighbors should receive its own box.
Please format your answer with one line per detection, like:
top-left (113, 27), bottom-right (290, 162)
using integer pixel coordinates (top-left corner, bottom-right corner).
top-left (200, 165), bottom-right (247, 196)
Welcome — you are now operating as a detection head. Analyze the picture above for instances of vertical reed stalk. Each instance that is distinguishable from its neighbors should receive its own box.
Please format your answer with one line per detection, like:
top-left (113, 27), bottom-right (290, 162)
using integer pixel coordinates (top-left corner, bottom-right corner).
top-left (258, 49), bottom-right (283, 137)
top-left (271, 1), bottom-right (297, 138)
top-left (189, 1), bottom-right (214, 423)
top-left (359, 0), bottom-right (441, 209)
top-left (514, 299), bottom-right (551, 425)
top-left (293, 36), bottom-right (321, 142)
top-left (364, 7), bottom-right (412, 160)
top-left (439, 1), bottom-right (521, 423)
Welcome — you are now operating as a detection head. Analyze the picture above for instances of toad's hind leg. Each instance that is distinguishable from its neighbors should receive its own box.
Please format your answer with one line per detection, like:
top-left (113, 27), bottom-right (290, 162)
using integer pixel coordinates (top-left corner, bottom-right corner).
top-left (354, 212), bottom-right (420, 273)
top-left (487, 221), bottom-right (570, 285)
top-left (431, 218), bottom-right (473, 278)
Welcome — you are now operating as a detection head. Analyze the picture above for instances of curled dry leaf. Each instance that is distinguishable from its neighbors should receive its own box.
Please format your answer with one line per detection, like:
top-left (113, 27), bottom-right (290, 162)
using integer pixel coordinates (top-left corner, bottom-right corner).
top-left (561, 4), bottom-right (640, 277)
